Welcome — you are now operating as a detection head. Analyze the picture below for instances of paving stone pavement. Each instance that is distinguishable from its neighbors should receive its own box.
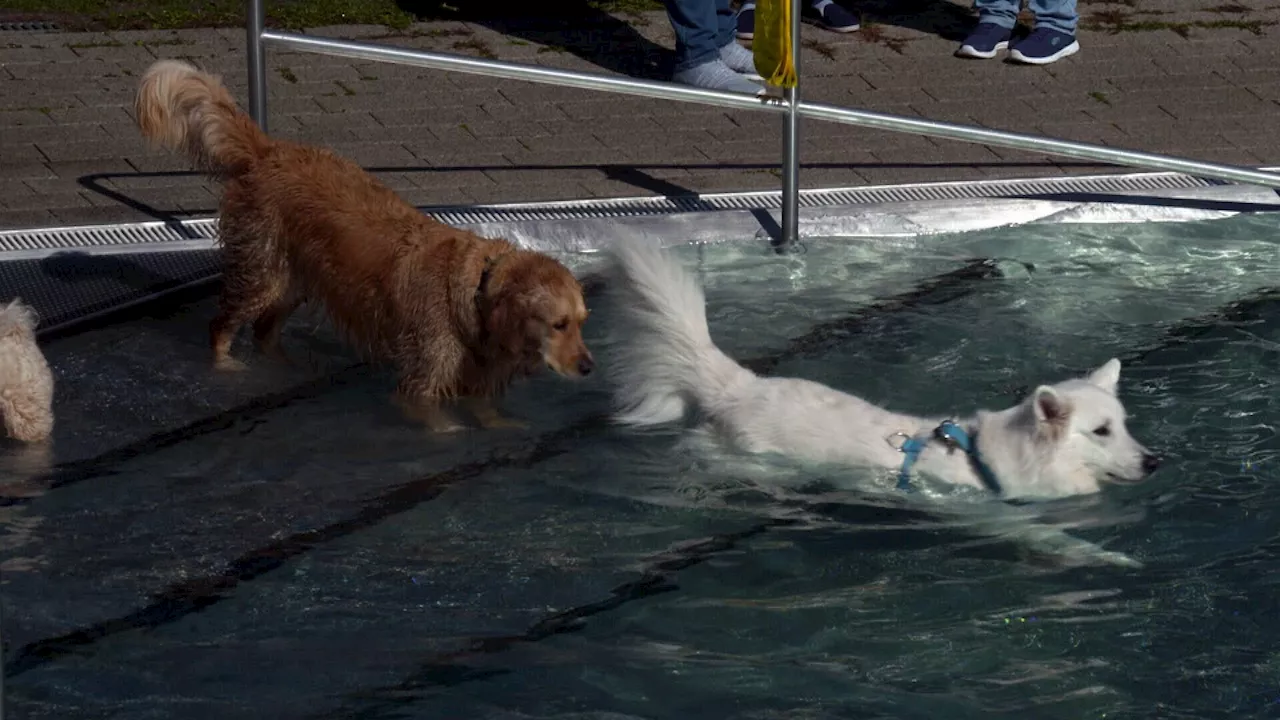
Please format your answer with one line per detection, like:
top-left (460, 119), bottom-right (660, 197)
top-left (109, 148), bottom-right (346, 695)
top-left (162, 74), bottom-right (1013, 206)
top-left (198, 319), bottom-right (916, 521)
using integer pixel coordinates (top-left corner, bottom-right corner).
top-left (1, 1), bottom-right (1279, 230)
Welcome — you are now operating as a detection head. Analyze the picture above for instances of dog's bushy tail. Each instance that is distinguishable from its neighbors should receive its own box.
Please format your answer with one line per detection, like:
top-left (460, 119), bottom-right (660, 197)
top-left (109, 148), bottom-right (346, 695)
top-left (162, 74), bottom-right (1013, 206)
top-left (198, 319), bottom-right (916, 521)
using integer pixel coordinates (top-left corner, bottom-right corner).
top-left (134, 59), bottom-right (268, 178)
top-left (0, 299), bottom-right (38, 338)
top-left (603, 241), bottom-right (753, 427)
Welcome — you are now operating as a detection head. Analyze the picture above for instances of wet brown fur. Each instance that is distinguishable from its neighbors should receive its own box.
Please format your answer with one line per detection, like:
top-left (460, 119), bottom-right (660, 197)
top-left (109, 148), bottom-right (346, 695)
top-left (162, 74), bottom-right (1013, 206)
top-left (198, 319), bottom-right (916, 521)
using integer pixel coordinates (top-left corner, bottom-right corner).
top-left (133, 60), bottom-right (592, 430)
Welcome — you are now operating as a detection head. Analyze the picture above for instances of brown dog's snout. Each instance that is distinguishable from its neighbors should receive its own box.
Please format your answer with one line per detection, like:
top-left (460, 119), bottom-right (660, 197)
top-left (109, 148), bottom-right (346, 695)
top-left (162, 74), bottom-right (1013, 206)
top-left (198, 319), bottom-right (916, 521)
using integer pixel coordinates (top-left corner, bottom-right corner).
top-left (577, 353), bottom-right (595, 377)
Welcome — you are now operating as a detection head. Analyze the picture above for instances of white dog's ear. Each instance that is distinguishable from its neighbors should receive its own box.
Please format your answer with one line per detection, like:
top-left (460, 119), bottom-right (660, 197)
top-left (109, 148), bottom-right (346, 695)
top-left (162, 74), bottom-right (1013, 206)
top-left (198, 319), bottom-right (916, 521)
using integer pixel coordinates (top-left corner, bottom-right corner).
top-left (1086, 358), bottom-right (1121, 395)
top-left (1033, 385), bottom-right (1073, 435)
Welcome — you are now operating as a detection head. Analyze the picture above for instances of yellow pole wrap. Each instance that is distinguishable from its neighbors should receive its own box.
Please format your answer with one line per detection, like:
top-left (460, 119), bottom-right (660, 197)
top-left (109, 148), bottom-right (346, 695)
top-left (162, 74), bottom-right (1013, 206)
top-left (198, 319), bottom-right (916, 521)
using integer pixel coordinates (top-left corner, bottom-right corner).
top-left (752, 0), bottom-right (797, 89)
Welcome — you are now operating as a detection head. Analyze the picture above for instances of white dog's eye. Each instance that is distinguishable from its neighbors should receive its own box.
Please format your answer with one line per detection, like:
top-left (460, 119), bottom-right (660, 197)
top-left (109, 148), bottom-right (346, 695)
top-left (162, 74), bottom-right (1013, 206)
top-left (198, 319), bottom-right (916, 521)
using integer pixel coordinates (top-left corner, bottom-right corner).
top-left (1093, 425), bottom-right (1111, 437)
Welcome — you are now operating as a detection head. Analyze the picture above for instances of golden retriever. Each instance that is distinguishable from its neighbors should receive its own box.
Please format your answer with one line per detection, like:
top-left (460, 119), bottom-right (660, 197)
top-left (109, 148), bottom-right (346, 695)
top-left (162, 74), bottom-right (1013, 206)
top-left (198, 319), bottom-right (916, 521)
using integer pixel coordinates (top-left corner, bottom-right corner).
top-left (133, 60), bottom-right (593, 432)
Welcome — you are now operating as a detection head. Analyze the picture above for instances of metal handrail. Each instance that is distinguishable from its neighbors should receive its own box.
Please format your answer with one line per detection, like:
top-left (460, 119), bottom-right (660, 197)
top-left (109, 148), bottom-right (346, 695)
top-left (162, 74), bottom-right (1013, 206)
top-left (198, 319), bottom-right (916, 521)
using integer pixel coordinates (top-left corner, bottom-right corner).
top-left (257, 30), bottom-right (789, 113)
top-left (796, 103), bottom-right (1280, 188)
top-left (246, 3), bottom-right (1280, 249)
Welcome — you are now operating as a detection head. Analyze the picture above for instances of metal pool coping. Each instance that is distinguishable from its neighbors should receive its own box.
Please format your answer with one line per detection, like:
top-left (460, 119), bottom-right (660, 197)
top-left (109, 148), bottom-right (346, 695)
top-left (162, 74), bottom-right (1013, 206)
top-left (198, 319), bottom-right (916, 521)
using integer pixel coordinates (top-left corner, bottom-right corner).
top-left (4, 168), bottom-right (1280, 256)
top-left (3, 169), bottom-right (1279, 336)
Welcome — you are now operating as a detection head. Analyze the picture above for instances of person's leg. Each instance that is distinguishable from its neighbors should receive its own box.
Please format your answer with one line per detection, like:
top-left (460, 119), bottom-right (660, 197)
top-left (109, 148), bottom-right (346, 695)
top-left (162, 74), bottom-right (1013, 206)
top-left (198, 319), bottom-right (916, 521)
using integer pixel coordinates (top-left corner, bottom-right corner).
top-left (663, 0), bottom-right (721, 72)
top-left (715, 0), bottom-right (763, 79)
top-left (955, 0), bottom-right (1018, 59)
top-left (973, 0), bottom-right (1020, 29)
top-left (664, 0), bottom-right (763, 92)
top-left (1029, 0), bottom-right (1077, 35)
top-left (1009, 0), bottom-right (1079, 63)
top-left (715, 0), bottom-right (738, 49)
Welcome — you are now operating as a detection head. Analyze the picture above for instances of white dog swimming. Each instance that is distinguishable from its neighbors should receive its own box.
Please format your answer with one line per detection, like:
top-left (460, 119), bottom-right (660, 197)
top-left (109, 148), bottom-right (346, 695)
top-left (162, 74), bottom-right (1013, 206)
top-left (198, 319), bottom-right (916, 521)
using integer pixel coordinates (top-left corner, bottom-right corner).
top-left (602, 241), bottom-right (1160, 563)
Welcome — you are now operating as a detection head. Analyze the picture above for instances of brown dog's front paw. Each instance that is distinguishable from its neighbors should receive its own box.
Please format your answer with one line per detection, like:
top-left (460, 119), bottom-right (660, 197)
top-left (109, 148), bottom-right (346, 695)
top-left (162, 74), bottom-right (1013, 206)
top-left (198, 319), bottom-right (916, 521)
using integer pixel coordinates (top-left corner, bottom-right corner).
top-left (214, 355), bottom-right (250, 373)
top-left (398, 397), bottom-right (466, 433)
top-left (479, 414), bottom-right (528, 430)
top-left (466, 399), bottom-right (527, 430)
top-left (257, 343), bottom-right (297, 368)
top-left (426, 416), bottom-right (467, 434)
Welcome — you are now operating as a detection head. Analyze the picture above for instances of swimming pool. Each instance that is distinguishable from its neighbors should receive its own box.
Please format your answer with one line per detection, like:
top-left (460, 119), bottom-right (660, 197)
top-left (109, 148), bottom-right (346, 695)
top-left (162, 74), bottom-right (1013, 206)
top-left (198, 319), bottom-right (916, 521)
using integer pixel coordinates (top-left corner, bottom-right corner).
top-left (2, 188), bottom-right (1280, 719)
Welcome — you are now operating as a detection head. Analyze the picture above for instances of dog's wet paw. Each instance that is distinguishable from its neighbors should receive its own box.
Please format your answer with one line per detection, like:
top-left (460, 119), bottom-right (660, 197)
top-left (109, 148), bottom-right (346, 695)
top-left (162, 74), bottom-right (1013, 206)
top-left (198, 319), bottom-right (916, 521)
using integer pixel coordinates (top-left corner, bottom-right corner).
top-left (427, 420), bottom-right (468, 434)
top-left (478, 415), bottom-right (528, 431)
top-left (259, 346), bottom-right (297, 368)
top-left (214, 356), bottom-right (250, 373)
top-left (466, 400), bottom-right (528, 431)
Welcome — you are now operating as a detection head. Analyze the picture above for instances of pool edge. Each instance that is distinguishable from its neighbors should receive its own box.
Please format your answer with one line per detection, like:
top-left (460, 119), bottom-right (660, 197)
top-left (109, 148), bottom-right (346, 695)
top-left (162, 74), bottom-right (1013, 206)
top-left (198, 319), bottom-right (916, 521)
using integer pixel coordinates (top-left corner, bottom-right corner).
top-left (4, 168), bottom-right (1279, 336)
top-left (4, 167), bottom-right (1279, 256)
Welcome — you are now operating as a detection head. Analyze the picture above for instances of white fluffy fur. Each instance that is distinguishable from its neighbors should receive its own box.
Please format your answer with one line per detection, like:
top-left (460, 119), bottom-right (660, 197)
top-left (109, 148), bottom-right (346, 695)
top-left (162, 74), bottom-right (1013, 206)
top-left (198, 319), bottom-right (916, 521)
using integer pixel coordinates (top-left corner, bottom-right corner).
top-left (0, 299), bottom-right (54, 444)
top-left (604, 241), bottom-right (1158, 502)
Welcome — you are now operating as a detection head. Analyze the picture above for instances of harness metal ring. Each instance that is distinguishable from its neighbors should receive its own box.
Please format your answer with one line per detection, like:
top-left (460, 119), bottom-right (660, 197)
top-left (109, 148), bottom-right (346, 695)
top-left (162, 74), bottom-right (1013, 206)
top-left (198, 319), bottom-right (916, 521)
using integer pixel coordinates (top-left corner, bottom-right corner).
top-left (886, 432), bottom-right (911, 452)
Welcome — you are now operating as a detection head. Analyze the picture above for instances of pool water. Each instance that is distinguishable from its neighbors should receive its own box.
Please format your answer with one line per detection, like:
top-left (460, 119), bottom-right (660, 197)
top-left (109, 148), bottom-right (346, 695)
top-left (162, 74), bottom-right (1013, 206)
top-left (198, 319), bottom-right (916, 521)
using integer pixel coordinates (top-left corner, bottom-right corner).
top-left (3, 211), bottom-right (1280, 719)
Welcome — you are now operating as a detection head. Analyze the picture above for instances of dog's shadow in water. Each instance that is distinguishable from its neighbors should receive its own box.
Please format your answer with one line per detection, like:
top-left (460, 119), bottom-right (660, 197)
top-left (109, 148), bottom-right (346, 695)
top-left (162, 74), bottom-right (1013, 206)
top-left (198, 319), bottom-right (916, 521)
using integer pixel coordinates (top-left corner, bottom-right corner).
top-left (734, 478), bottom-right (1145, 569)
top-left (39, 251), bottom-right (182, 295)
top-left (0, 442), bottom-right (54, 483)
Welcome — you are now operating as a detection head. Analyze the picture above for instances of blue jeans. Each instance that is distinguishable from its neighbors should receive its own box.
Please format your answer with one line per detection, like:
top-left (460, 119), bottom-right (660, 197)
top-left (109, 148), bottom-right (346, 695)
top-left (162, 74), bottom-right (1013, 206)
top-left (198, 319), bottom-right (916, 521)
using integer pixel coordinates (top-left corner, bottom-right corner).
top-left (975, 0), bottom-right (1077, 34)
top-left (662, 0), bottom-right (738, 72)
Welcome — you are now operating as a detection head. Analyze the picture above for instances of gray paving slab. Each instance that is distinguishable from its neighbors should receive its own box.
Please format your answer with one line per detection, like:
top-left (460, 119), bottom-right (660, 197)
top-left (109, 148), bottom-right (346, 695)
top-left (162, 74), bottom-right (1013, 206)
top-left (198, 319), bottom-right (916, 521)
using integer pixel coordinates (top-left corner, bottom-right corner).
top-left (0, 2), bottom-right (1279, 230)
top-left (1, 190), bottom-right (94, 212)
top-left (48, 205), bottom-right (151, 225)
top-left (323, 141), bottom-right (423, 166)
top-left (0, 163), bottom-right (56, 181)
top-left (0, 209), bottom-right (57, 229)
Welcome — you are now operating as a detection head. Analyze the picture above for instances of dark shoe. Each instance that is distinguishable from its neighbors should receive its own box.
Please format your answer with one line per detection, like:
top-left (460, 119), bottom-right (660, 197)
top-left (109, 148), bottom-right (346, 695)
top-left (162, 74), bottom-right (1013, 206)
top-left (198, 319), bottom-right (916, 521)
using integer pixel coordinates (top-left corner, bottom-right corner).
top-left (736, 2), bottom-right (756, 39)
top-left (1009, 27), bottom-right (1079, 64)
top-left (956, 22), bottom-right (1012, 59)
top-left (807, 0), bottom-right (860, 32)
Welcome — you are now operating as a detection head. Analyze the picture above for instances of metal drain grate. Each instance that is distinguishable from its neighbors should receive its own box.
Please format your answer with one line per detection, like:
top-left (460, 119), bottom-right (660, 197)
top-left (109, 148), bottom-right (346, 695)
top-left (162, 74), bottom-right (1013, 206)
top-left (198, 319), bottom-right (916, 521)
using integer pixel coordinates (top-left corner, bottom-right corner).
top-left (0, 219), bottom-right (217, 255)
top-left (427, 171), bottom-right (1224, 225)
top-left (0, 20), bottom-right (61, 32)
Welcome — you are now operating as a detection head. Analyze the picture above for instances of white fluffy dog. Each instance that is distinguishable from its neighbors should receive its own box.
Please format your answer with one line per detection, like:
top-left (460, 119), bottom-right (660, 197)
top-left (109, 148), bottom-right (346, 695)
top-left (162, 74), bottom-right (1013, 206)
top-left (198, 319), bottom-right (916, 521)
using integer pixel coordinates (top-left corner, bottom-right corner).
top-left (0, 299), bottom-right (54, 444)
top-left (603, 241), bottom-right (1160, 502)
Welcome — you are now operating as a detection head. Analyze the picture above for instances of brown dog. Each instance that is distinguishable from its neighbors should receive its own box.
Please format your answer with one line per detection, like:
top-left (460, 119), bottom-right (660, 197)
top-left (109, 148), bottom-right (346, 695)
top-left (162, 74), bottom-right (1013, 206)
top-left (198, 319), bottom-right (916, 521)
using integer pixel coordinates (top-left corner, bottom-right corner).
top-left (134, 60), bottom-right (593, 432)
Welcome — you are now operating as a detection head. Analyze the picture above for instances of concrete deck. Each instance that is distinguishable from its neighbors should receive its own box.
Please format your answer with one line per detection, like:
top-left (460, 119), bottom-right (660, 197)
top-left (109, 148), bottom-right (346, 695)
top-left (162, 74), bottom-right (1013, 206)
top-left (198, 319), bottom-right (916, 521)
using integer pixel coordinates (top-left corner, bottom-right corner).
top-left (0, 1), bottom-right (1278, 230)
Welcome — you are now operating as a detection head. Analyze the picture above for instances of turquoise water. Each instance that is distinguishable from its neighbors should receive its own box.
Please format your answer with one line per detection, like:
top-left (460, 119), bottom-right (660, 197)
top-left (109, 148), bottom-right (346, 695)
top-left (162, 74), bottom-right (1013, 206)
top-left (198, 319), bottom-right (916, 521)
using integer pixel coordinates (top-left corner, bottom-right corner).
top-left (2, 211), bottom-right (1279, 719)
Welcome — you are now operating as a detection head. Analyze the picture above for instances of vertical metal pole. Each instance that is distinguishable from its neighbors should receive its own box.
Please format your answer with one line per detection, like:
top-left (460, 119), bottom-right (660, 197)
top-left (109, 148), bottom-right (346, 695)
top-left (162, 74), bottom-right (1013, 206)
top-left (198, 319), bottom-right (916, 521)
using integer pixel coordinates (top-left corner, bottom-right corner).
top-left (246, 0), bottom-right (268, 132)
top-left (778, 0), bottom-right (801, 251)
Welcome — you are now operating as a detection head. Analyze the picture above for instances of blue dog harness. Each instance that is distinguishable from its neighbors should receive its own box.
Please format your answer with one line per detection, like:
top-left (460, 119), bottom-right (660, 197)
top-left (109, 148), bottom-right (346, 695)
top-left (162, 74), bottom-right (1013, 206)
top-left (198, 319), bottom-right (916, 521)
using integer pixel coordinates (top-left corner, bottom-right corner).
top-left (891, 420), bottom-right (1003, 495)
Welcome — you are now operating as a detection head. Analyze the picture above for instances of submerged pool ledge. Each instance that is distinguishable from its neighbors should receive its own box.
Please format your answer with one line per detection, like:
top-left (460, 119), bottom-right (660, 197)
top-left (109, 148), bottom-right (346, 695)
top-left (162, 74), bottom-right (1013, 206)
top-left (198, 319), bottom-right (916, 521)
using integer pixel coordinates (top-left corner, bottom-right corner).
top-left (2, 168), bottom-right (1279, 335)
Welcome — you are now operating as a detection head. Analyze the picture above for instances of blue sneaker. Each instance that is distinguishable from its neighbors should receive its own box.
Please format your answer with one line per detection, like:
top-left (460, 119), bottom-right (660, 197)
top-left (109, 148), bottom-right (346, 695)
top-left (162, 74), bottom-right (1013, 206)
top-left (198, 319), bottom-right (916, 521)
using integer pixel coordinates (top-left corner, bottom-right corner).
top-left (955, 22), bottom-right (1011, 59)
top-left (736, 3), bottom-right (755, 39)
top-left (1009, 27), bottom-right (1079, 64)
top-left (806, 0), bottom-right (860, 32)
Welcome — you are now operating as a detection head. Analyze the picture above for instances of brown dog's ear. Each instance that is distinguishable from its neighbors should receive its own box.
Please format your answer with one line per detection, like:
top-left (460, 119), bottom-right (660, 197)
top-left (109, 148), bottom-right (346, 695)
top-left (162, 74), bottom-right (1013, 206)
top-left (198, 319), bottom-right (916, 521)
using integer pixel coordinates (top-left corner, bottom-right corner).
top-left (485, 290), bottom-right (535, 356)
